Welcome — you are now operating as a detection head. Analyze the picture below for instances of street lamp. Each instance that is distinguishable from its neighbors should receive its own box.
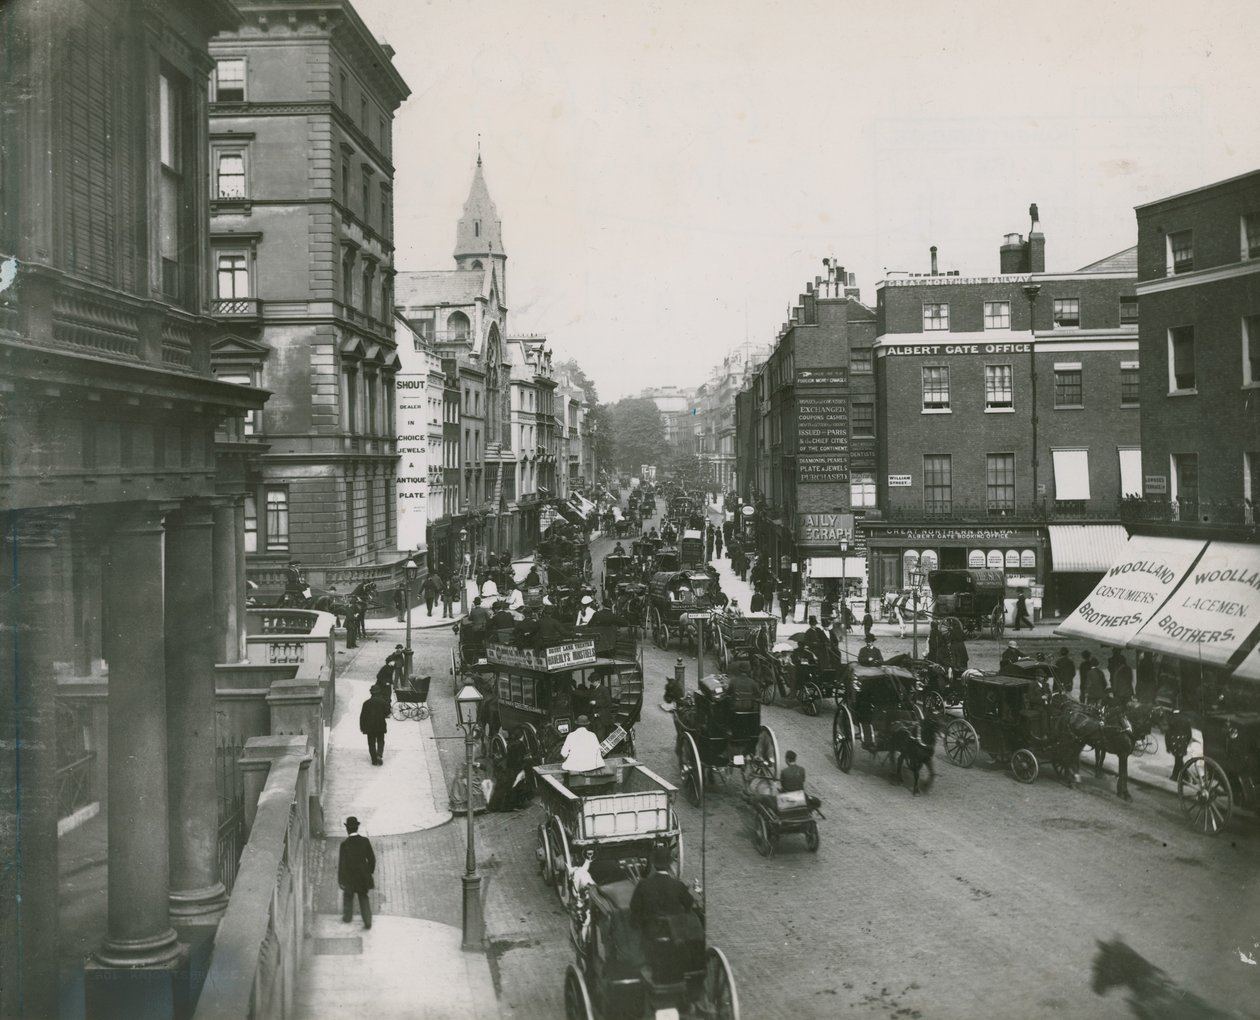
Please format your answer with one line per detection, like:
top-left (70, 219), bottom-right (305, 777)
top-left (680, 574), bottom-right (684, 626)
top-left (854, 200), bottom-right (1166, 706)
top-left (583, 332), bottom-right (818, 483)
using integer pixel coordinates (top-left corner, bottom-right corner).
top-left (908, 569), bottom-right (926, 659)
top-left (458, 527), bottom-right (469, 615)
top-left (403, 557), bottom-right (419, 681)
top-left (454, 682), bottom-right (485, 950)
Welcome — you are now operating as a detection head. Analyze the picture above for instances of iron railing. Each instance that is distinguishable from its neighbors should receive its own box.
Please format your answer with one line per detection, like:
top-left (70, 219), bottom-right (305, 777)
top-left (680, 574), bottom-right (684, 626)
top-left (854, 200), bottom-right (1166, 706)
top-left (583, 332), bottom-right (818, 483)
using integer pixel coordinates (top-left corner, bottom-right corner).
top-left (56, 752), bottom-right (96, 819)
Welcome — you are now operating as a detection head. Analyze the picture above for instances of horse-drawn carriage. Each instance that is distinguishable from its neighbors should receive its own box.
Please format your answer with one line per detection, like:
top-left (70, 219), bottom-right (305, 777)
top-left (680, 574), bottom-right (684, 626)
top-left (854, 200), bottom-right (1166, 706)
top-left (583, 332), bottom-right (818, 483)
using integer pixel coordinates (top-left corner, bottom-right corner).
top-left (941, 671), bottom-right (1066, 783)
top-left (647, 570), bottom-right (715, 650)
top-left (705, 610), bottom-right (778, 675)
top-left (831, 664), bottom-right (923, 774)
top-left (679, 530), bottom-right (706, 569)
top-left (928, 568), bottom-right (1006, 640)
top-left (653, 547), bottom-right (681, 574)
top-left (1178, 710), bottom-right (1260, 835)
top-left (601, 553), bottom-right (636, 605)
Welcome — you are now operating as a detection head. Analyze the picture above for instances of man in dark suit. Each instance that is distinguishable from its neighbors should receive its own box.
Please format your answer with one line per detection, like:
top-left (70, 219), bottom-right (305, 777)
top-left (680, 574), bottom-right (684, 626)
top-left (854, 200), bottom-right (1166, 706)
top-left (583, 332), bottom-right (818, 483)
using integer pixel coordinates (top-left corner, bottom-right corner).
top-left (1052, 647), bottom-right (1076, 694)
top-left (338, 816), bottom-right (375, 929)
top-left (360, 692), bottom-right (389, 765)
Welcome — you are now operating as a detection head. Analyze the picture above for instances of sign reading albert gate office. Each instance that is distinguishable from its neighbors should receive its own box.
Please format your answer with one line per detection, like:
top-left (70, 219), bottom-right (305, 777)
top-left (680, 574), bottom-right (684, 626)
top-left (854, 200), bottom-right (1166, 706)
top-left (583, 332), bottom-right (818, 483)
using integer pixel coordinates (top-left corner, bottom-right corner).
top-left (884, 342), bottom-right (1032, 357)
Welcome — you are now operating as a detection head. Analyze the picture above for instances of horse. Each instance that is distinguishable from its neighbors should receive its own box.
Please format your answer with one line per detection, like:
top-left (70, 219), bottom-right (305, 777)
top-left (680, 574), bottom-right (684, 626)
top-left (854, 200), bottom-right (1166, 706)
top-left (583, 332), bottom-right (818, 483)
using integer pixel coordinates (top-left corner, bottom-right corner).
top-left (1054, 698), bottom-right (1136, 800)
top-left (1091, 937), bottom-right (1249, 1020)
top-left (313, 580), bottom-right (377, 629)
top-left (1096, 699), bottom-right (1155, 773)
top-left (891, 717), bottom-right (938, 794)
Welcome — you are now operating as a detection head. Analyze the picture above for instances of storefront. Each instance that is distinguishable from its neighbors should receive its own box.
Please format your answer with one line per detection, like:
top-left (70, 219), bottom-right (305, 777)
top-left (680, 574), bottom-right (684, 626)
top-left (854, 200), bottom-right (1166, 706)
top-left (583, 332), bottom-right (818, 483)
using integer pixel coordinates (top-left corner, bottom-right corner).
top-left (862, 523), bottom-right (1045, 598)
top-left (1046, 523), bottom-right (1130, 619)
top-left (798, 512), bottom-right (869, 599)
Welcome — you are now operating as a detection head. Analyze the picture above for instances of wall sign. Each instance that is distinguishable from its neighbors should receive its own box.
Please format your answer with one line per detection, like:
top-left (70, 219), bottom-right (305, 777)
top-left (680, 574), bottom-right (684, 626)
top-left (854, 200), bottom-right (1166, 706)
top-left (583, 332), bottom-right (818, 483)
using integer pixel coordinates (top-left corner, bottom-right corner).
top-left (1144, 475), bottom-right (1168, 494)
top-left (888, 474), bottom-right (913, 486)
top-left (872, 526), bottom-right (1041, 542)
top-left (797, 513), bottom-right (855, 544)
top-left (796, 367), bottom-right (848, 387)
top-left (884, 342), bottom-right (1032, 357)
top-left (797, 391), bottom-right (849, 482)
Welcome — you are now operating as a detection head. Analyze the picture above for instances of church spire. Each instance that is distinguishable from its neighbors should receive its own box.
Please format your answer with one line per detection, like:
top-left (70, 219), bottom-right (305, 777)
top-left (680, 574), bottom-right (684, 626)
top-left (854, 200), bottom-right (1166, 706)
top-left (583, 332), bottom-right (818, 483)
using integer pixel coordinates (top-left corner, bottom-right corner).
top-left (453, 153), bottom-right (504, 264)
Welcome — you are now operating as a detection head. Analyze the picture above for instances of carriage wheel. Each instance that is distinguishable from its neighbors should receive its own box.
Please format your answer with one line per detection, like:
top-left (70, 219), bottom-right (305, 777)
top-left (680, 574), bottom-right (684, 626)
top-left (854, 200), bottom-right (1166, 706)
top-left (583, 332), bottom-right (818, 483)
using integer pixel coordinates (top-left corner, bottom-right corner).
top-left (754, 813), bottom-right (774, 858)
top-left (990, 606), bottom-right (1005, 641)
top-left (923, 691), bottom-right (946, 719)
top-left (551, 817), bottom-right (574, 905)
top-left (1178, 757), bottom-right (1233, 835)
top-left (519, 722), bottom-right (542, 763)
top-left (487, 731), bottom-right (509, 774)
top-left (1133, 733), bottom-right (1157, 756)
top-left (538, 824), bottom-right (554, 887)
top-left (832, 707), bottom-right (854, 773)
top-left (756, 725), bottom-right (781, 779)
top-left (801, 682), bottom-right (821, 717)
top-left (715, 628), bottom-right (730, 672)
top-left (943, 718), bottom-right (979, 768)
top-left (702, 947), bottom-right (741, 1020)
top-left (775, 660), bottom-right (791, 701)
top-left (563, 965), bottom-right (594, 1020)
top-left (804, 821), bottom-right (821, 853)
top-left (1011, 748), bottom-right (1039, 784)
top-left (679, 730), bottom-right (704, 807)
top-left (757, 661), bottom-right (777, 706)
top-left (669, 826), bottom-right (685, 878)
top-left (651, 607), bottom-right (669, 650)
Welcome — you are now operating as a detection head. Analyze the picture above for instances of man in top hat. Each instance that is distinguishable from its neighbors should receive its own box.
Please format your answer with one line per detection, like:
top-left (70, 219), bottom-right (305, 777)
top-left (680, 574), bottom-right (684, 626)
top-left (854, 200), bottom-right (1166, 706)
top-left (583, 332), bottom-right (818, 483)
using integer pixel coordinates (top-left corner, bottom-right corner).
top-left (338, 816), bottom-right (375, 929)
top-left (575, 594), bottom-right (597, 627)
top-left (490, 599), bottom-right (517, 632)
top-left (857, 634), bottom-right (884, 667)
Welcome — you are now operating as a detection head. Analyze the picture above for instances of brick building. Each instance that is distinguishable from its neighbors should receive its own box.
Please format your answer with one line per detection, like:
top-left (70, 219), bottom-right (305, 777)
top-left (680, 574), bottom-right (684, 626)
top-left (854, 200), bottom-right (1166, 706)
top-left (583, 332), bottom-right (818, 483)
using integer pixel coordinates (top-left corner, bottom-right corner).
top-left (694, 343), bottom-right (771, 492)
top-left (207, 1), bottom-right (411, 600)
top-left (867, 209), bottom-right (1141, 616)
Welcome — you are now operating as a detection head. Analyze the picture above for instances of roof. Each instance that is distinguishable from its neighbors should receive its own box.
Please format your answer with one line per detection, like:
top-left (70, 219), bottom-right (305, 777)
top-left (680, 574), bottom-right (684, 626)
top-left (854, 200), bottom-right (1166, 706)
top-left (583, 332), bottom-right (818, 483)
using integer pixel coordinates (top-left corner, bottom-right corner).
top-left (1075, 246), bottom-right (1138, 274)
top-left (395, 270), bottom-right (486, 308)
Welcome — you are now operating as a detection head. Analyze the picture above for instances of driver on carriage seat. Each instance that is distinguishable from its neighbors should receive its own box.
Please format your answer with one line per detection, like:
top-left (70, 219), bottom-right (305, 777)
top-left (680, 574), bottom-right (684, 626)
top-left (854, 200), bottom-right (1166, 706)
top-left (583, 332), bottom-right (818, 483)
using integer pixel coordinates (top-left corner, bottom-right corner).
top-left (561, 715), bottom-right (606, 778)
top-left (612, 541), bottom-right (626, 556)
top-left (630, 846), bottom-right (702, 982)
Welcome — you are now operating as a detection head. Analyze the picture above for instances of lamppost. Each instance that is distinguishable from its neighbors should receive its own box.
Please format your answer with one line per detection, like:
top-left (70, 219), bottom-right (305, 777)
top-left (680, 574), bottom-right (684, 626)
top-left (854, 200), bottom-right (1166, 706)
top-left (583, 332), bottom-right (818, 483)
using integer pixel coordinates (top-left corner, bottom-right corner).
top-left (454, 683), bottom-right (485, 950)
top-left (458, 527), bottom-right (469, 615)
top-left (403, 557), bottom-right (419, 681)
top-left (909, 569), bottom-right (925, 659)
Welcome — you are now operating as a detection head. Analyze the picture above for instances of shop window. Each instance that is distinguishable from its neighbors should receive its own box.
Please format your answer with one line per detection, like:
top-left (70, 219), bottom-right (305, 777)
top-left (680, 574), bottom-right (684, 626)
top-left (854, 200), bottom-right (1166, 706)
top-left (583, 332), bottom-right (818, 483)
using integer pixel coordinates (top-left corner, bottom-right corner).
top-left (1171, 453), bottom-right (1199, 520)
top-left (902, 550), bottom-right (920, 588)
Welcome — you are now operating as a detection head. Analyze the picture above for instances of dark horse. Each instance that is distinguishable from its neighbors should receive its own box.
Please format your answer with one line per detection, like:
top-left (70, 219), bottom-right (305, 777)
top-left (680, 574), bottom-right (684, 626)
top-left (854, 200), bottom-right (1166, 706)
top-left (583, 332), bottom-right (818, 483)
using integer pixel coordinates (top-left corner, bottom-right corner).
top-left (313, 580), bottom-right (378, 627)
top-left (891, 717), bottom-right (938, 795)
top-left (1092, 937), bottom-right (1249, 1020)
top-left (1095, 700), bottom-right (1155, 774)
top-left (1054, 698), bottom-right (1136, 801)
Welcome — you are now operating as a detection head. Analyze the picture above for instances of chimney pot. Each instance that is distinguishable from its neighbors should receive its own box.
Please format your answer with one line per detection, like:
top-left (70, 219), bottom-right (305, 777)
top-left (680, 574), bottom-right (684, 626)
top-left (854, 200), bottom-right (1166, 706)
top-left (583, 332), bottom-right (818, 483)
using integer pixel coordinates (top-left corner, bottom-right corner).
top-left (930, 246), bottom-right (938, 275)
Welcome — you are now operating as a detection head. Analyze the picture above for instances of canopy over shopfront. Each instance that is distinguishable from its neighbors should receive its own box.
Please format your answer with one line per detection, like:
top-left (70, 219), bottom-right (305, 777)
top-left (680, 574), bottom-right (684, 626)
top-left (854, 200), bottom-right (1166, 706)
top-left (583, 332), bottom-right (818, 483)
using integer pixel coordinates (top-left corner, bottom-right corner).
top-left (808, 556), bottom-right (856, 578)
top-left (1047, 524), bottom-right (1129, 573)
top-left (1057, 535), bottom-right (1260, 678)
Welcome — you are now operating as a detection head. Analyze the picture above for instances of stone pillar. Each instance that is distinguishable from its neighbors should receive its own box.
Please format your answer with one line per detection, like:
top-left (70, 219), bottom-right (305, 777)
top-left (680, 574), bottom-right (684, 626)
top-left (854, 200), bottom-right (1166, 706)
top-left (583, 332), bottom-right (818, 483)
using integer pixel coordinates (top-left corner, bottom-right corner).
top-left (212, 498), bottom-right (241, 664)
top-left (164, 503), bottom-right (228, 926)
top-left (235, 497), bottom-right (248, 658)
top-left (87, 506), bottom-right (188, 1019)
top-left (0, 515), bottom-right (65, 1020)
top-left (267, 676), bottom-right (326, 835)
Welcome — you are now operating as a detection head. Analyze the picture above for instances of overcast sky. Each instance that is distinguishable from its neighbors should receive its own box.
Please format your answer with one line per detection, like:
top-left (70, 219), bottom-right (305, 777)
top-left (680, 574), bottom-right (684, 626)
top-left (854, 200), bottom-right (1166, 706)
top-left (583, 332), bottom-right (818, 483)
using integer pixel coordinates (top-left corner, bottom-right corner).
top-left (360, 0), bottom-right (1260, 401)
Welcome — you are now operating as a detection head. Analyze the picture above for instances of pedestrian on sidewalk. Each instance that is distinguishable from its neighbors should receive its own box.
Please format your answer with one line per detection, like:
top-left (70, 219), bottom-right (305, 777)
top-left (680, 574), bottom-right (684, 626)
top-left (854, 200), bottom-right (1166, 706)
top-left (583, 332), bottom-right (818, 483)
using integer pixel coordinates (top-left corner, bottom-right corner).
top-left (443, 573), bottom-right (458, 618)
top-left (892, 596), bottom-right (906, 639)
top-left (421, 572), bottom-right (441, 616)
top-left (1082, 652), bottom-right (1108, 707)
top-left (778, 585), bottom-right (794, 623)
top-left (862, 604), bottom-right (874, 642)
top-left (1111, 652), bottom-right (1134, 704)
top-left (360, 691), bottom-right (389, 765)
top-left (1012, 591), bottom-right (1032, 631)
top-left (338, 817), bottom-right (375, 929)
top-left (1135, 651), bottom-right (1157, 704)
top-left (714, 528), bottom-right (723, 559)
top-left (393, 586), bottom-right (406, 623)
top-left (1052, 647), bottom-right (1076, 694)
top-left (345, 595), bottom-right (360, 648)
top-left (705, 527), bottom-right (714, 562)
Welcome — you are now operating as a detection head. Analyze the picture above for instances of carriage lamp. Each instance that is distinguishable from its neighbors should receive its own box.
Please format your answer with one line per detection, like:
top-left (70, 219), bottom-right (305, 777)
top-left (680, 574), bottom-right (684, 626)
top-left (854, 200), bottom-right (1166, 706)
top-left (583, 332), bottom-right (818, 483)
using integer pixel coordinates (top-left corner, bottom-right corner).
top-left (454, 682), bottom-right (485, 949)
top-left (458, 528), bottom-right (469, 615)
top-left (908, 569), bottom-right (926, 660)
top-left (403, 558), bottom-right (419, 680)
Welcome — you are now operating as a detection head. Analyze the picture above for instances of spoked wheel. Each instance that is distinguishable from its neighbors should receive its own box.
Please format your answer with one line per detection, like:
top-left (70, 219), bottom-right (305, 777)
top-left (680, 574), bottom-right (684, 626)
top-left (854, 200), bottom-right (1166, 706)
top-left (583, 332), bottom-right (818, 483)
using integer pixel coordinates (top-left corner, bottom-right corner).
top-left (804, 821), bottom-right (820, 852)
top-left (1011, 748), bottom-right (1039, 784)
top-left (679, 730), bottom-right (704, 807)
top-left (390, 699), bottom-right (408, 721)
top-left (755, 725), bottom-right (781, 778)
top-left (487, 731), bottom-right (509, 774)
top-left (651, 607), bottom-right (670, 649)
top-left (538, 823), bottom-right (554, 886)
top-left (832, 707), bottom-right (854, 773)
top-left (800, 682), bottom-right (821, 717)
top-left (990, 606), bottom-right (1005, 641)
top-left (923, 691), bottom-right (946, 719)
top-left (668, 823), bottom-right (685, 878)
top-left (700, 946), bottom-right (741, 1020)
top-left (1133, 733), bottom-right (1157, 756)
top-left (1179, 756), bottom-right (1233, 835)
top-left (943, 718), bottom-right (979, 768)
top-left (715, 628), bottom-right (730, 672)
top-left (757, 660), bottom-right (777, 706)
top-left (551, 817), bottom-right (574, 905)
top-left (450, 648), bottom-right (459, 696)
top-left (563, 965), bottom-right (594, 1020)
top-left (754, 813), bottom-right (774, 858)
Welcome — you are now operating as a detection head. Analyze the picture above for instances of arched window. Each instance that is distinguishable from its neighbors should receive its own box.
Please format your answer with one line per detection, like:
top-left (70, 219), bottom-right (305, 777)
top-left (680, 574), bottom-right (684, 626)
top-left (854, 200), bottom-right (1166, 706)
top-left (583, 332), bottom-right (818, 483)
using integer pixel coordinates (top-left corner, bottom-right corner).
top-left (902, 550), bottom-right (920, 589)
top-left (446, 311), bottom-right (470, 341)
top-left (470, 259), bottom-right (483, 270)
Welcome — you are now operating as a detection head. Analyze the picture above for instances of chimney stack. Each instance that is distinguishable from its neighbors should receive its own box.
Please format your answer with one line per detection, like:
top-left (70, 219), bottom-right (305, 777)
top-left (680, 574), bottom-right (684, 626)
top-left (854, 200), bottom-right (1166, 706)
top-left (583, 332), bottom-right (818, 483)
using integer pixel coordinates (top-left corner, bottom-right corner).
top-left (1028, 202), bottom-right (1045, 273)
top-left (1000, 232), bottom-right (1027, 273)
top-left (930, 246), bottom-right (938, 276)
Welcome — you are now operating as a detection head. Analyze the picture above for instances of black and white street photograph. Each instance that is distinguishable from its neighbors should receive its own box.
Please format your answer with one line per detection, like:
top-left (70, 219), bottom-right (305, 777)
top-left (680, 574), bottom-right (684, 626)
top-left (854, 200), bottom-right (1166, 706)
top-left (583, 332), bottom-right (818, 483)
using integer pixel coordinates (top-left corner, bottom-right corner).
top-left (3, 1), bottom-right (1259, 1018)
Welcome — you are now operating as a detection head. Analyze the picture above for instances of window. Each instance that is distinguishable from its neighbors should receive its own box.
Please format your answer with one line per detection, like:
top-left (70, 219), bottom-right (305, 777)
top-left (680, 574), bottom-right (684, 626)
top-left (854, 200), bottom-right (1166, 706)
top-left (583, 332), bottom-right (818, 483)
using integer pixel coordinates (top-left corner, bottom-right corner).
top-left (366, 373), bottom-right (378, 434)
top-left (1054, 365), bottom-right (1083, 407)
top-left (923, 303), bottom-right (949, 331)
top-left (851, 402), bottom-right (874, 438)
top-left (265, 487), bottom-right (289, 550)
top-left (1244, 315), bottom-right (1260, 385)
top-left (215, 151), bottom-right (245, 198)
top-left (243, 494), bottom-right (258, 552)
top-left (345, 478), bottom-right (355, 552)
top-left (345, 367), bottom-right (358, 433)
top-left (339, 71), bottom-right (348, 109)
top-left (341, 160), bottom-right (350, 206)
top-left (215, 253), bottom-right (249, 300)
top-left (360, 97), bottom-right (368, 129)
top-left (1120, 362), bottom-right (1140, 406)
top-left (1051, 449), bottom-right (1090, 503)
top-left (923, 455), bottom-right (952, 514)
top-left (380, 189), bottom-right (390, 236)
top-left (342, 252), bottom-right (354, 306)
top-left (1168, 326), bottom-right (1195, 390)
top-left (1052, 298), bottom-right (1079, 328)
top-left (379, 117), bottom-right (387, 148)
top-left (1246, 452), bottom-right (1258, 524)
top-left (921, 366), bottom-right (950, 411)
top-left (984, 365), bottom-right (1013, 410)
top-left (986, 453), bottom-right (1016, 511)
top-left (361, 169), bottom-right (371, 223)
top-left (1167, 230), bottom-right (1194, 274)
top-left (216, 371), bottom-right (258, 435)
top-left (850, 472), bottom-right (876, 508)
top-left (850, 349), bottom-right (872, 374)
top-left (1243, 214), bottom-right (1260, 260)
top-left (158, 71), bottom-right (186, 303)
top-left (361, 264), bottom-right (373, 317)
top-left (1119, 448), bottom-right (1142, 498)
top-left (1171, 453), bottom-right (1199, 519)
top-left (1119, 296), bottom-right (1139, 325)
top-left (983, 301), bottom-right (1010, 329)
top-left (214, 59), bottom-right (245, 102)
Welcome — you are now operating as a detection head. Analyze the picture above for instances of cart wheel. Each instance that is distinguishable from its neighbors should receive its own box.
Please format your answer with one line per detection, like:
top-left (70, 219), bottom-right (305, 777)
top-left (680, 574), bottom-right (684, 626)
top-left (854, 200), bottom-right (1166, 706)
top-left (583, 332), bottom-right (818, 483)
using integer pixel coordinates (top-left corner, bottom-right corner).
top-left (716, 629), bottom-right (729, 672)
top-left (552, 817), bottom-right (574, 905)
top-left (1134, 733), bottom-right (1156, 756)
top-left (703, 947), bottom-right (741, 1020)
top-left (801, 682), bottom-right (821, 717)
top-left (756, 725), bottom-right (781, 778)
top-left (775, 661), bottom-right (791, 701)
top-left (943, 718), bottom-right (979, 768)
top-left (832, 707), bottom-right (854, 773)
top-left (1178, 756), bottom-right (1233, 835)
top-left (651, 607), bottom-right (669, 650)
top-left (754, 813), bottom-right (774, 857)
top-left (923, 691), bottom-right (946, 718)
top-left (563, 965), bottom-right (594, 1020)
top-left (519, 722), bottom-right (542, 763)
top-left (669, 827), bottom-right (685, 878)
top-left (1011, 748), bottom-right (1039, 784)
top-left (990, 606), bottom-right (1005, 641)
top-left (538, 824), bottom-right (554, 886)
top-left (804, 821), bottom-right (820, 852)
top-left (487, 731), bottom-right (509, 774)
top-left (680, 730), bottom-right (704, 807)
top-left (757, 660), bottom-right (777, 705)
top-left (390, 699), bottom-right (407, 721)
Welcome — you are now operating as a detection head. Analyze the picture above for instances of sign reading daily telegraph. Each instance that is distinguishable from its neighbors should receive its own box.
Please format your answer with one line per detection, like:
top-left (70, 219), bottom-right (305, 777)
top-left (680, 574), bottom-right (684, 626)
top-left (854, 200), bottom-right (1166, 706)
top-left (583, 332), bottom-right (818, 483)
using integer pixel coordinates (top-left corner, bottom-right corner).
top-left (487, 639), bottom-right (597, 672)
top-left (1058, 535), bottom-right (1203, 646)
top-left (1134, 541), bottom-right (1260, 667)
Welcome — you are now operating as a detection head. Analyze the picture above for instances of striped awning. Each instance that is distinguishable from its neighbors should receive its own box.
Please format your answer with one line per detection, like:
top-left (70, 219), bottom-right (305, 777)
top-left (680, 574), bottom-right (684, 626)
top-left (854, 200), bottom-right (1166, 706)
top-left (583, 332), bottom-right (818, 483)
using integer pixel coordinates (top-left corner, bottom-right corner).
top-left (1047, 524), bottom-right (1130, 572)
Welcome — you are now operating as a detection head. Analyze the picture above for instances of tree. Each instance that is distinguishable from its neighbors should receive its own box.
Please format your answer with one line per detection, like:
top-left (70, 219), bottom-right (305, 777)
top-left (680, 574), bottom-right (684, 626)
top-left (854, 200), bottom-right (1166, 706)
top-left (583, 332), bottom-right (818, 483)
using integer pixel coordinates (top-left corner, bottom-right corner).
top-left (665, 451), bottom-right (706, 491)
top-left (606, 397), bottom-right (667, 472)
top-left (553, 357), bottom-right (600, 404)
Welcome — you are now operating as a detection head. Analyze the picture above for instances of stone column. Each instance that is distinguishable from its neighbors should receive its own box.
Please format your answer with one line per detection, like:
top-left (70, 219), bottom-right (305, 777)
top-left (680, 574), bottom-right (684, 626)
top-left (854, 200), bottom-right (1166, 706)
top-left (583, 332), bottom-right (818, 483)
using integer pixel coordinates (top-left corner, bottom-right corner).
top-left (164, 503), bottom-right (228, 926)
top-left (87, 505), bottom-right (187, 1019)
top-left (235, 497), bottom-right (248, 658)
top-left (0, 514), bottom-right (65, 1020)
top-left (212, 498), bottom-right (241, 664)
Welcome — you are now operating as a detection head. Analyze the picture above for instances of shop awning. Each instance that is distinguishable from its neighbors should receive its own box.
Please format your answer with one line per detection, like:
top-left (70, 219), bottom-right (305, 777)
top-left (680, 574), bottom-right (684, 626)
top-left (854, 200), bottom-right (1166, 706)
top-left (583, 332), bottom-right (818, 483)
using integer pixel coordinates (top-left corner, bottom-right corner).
top-left (808, 556), bottom-right (857, 578)
top-left (1233, 641), bottom-right (1260, 682)
top-left (1126, 541), bottom-right (1260, 671)
top-left (1056, 535), bottom-right (1206, 645)
top-left (569, 492), bottom-right (596, 516)
top-left (1047, 524), bottom-right (1130, 572)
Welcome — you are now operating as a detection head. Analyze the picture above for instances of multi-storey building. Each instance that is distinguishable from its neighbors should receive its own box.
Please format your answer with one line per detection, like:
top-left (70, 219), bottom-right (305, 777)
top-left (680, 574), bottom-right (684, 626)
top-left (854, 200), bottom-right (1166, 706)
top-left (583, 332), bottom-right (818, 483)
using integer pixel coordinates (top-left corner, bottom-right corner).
top-left (736, 263), bottom-right (876, 597)
top-left (639, 385), bottom-right (695, 460)
top-left (1, 2), bottom-right (267, 1015)
top-left (867, 209), bottom-right (1141, 617)
top-left (695, 343), bottom-right (771, 491)
top-left (207, 1), bottom-right (411, 602)
top-left (508, 336), bottom-right (557, 551)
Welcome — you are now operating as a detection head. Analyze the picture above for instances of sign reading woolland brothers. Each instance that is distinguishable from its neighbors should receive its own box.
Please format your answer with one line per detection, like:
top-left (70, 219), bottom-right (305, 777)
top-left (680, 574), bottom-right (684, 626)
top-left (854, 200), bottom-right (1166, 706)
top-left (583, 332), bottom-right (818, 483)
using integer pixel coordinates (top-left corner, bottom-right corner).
top-left (487, 639), bottom-right (597, 672)
top-left (795, 369), bottom-right (849, 483)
